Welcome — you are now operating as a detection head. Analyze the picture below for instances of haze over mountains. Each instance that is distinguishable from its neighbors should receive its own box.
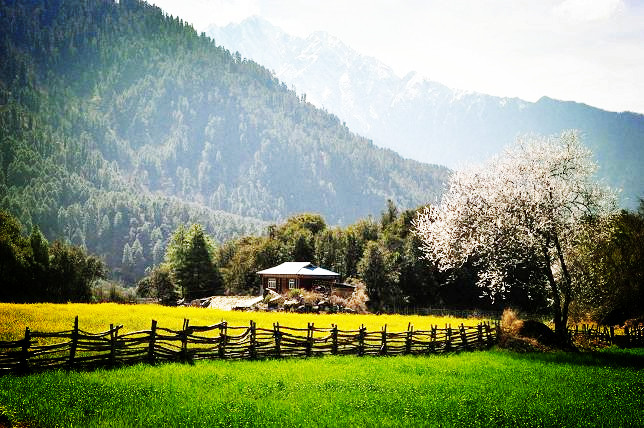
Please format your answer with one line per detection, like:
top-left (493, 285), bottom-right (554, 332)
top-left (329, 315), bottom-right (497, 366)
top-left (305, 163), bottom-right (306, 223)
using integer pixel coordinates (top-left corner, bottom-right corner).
top-left (208, 17), bottom-right (643, 208)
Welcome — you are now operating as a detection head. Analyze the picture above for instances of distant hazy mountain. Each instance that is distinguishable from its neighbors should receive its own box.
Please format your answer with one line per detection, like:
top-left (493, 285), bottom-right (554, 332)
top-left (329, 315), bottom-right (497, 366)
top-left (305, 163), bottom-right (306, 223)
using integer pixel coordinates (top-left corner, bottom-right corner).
top-left (208, 17), bottom-right (643, 208)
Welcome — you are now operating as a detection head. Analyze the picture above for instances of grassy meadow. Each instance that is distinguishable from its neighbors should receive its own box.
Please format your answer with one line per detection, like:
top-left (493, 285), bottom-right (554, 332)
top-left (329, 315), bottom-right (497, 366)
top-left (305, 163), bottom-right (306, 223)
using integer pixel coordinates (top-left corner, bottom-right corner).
top-left (1, 349), bottom-right (642, 427)
top-left (0, 302), bottom-right (480, 342)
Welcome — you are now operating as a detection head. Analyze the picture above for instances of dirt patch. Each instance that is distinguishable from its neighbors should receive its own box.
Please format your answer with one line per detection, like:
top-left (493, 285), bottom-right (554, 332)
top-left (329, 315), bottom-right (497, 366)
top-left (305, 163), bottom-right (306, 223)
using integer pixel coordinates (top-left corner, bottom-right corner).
top-left (207, 296), bottom-right (263, 311)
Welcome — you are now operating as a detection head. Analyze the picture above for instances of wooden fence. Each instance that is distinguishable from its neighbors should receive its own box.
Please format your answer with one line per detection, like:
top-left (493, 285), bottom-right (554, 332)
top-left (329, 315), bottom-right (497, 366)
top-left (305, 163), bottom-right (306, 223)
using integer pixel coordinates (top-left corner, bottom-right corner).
top-left (569, 323), bottom-right (644, 347)
top-left (0, 317), bottom-right (499, 374)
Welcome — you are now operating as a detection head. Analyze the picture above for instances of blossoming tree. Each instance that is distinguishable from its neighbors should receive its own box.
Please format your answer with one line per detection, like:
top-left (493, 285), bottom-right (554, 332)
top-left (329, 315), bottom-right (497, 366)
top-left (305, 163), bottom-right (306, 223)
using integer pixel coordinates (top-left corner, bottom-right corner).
top-left (414, 131), bottom-right (616, 339)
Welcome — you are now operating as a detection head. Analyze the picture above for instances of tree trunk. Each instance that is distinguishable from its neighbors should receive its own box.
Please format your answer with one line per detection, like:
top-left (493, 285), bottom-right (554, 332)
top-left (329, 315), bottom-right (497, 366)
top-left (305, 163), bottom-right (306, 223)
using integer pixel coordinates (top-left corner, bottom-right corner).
top-left (543, 244), bottom-right (566, 341)
top-left (553, 234), bottom-right (572, 342)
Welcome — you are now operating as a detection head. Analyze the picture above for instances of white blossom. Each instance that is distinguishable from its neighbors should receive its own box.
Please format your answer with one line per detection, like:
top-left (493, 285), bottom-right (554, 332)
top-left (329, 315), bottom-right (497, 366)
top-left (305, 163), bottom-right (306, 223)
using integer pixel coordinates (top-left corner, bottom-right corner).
top-left (414, 130), bottom-right (617, 336)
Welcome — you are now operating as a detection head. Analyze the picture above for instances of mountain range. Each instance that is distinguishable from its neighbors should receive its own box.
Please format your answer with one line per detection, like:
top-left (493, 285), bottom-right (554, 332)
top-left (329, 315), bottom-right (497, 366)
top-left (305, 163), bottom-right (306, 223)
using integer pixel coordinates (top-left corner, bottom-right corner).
top-left (0, 0), bottom-right (447, 282)
top-left (208, 16), bottom-right (643, 208)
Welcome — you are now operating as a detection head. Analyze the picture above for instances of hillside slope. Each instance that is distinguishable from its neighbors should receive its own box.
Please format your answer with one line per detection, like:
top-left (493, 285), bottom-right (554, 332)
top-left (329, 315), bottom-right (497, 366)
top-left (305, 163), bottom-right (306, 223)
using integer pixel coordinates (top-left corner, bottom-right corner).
top-left (0, 0), bottom-right (448, 282)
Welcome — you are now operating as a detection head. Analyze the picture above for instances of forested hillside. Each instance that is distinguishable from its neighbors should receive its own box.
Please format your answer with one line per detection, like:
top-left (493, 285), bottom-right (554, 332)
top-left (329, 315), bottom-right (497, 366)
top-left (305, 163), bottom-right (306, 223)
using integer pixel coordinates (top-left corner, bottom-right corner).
top-left (0, 0), bottom-right (448, 282)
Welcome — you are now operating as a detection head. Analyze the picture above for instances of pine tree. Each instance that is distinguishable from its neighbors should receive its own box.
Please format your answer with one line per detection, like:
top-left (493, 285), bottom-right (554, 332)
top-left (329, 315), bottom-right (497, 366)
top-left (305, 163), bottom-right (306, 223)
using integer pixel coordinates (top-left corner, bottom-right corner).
top-left (357, 241), bottom-right (400, 311)
top-left (29, 225), bottom-right (49, 298)
top-left (164, 224), bottom-right (223, 300)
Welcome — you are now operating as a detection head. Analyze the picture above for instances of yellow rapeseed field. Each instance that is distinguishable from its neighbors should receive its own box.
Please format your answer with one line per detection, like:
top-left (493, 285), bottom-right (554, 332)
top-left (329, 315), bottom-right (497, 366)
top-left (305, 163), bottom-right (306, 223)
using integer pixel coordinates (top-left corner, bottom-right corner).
top-left (0, 303), bottom-right (483, 341)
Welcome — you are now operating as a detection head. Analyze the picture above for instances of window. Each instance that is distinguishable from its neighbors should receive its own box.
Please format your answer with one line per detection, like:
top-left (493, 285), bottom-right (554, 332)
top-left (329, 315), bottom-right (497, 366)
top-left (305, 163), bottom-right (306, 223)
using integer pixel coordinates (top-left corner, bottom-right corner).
top-left (268, 278), bottom-right (276, 289)
top-left (288, 279), bottom-right (295, 289)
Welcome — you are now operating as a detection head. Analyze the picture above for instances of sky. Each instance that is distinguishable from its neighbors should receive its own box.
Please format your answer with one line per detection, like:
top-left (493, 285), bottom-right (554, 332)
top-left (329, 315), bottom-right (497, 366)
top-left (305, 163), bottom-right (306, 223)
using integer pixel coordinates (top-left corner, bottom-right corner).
top-left (149, 0), bottom-right (644, 114)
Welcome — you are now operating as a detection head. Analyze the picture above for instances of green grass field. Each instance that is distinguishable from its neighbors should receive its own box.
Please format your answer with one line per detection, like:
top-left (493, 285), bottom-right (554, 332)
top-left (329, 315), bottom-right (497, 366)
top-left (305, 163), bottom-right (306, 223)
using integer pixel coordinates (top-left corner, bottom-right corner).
top-left (1, 348), bottom-right (642, 427)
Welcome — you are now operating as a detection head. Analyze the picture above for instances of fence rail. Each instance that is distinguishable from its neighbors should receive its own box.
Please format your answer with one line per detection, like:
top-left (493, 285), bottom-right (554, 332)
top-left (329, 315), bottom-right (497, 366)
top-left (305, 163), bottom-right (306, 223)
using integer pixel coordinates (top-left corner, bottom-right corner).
top-left (3, 318), bottom-right (640, 375)
top-left (0, 317), bottom-right (499, 374)
top-left (569, 323), bottom-right (644, 347)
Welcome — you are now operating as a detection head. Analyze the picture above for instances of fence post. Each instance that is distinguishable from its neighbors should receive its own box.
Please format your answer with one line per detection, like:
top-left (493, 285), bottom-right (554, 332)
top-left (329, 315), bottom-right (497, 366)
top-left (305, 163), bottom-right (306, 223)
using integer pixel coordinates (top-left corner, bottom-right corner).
top-left (445, 324), bottom-right (452, 353)
top-left (380, 324), bottom-right (387, 355)
top-left (249, 320), bottom-right (257, 359)
top-left (273, 322), bottom-right (281, 358)
top-left (477, 323), bottom-right (483, 349)
top-left (148, 319), bottom-right (157, 365)
top-left (404, 323), bottom-right (413, 355)
top-left (483, 322), bottom-right (490, 347)
top-left (429, 325), bottom-right (437, 354)
top-left (594, 324), bottom-right (599, 340)
top-left (358, 324), bottom-right (365, 357)
top-left (459, 324), bottom-right (469, 350)
top-left (218, 321), bottom-right (227, 359)
top-left (181, 318), bottom-right (190, 362)
top-left (624, 326), bottom-right (630, 346)
top-left (19, 327), bottom-right (31, 374)
top-left (331, 324), bottom-right (338, 355)
top-left (109, 323), bottom-right (116, 367)
top-left (68, 316), bottom-right (79, 369)
top-left (306, 323), bottom-right (313, 357)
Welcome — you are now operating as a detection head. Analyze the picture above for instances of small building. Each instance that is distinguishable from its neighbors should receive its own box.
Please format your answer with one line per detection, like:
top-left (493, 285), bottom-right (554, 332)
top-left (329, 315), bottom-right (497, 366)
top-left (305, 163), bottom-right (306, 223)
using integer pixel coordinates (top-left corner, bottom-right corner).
top-left (257, 262), bottom-right (340, 294)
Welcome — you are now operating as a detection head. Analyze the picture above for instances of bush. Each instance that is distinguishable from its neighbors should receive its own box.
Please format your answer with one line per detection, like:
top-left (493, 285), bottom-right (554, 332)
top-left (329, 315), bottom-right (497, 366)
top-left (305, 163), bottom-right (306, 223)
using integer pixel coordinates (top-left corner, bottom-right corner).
top-left (501, 308), bottom-right (522, 336)
top-left (286, 288), bottom-right (302, 299)
top-left (93, 280), bottom-right (136, 303)
top-left (499, 308), bottom-right (564, 352)
top-left (345, 282), bottom-right (369, 313)
top-left (136, 266), bottom-right (179, 306)
top-left (300, 290), bottom-right (323, 306)
top-left (328, 294), bottom-right (347, 308)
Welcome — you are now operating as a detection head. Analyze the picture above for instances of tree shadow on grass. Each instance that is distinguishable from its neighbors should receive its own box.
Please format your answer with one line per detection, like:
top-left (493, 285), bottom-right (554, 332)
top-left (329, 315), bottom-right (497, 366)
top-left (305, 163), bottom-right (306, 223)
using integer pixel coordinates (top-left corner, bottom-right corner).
top-left (497, 347), bottom-right (644, 369)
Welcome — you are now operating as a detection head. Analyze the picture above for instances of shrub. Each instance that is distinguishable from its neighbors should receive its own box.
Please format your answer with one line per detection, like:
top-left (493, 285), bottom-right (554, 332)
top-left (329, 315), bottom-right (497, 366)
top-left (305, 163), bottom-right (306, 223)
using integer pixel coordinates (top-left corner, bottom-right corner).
top-left (300, 290), bottom-right (323, 306)
top-left (346, 282), bottom-right (369, 313)
top-left (93, 280), bottom-right (136, 303)
top-left (328, 294), bottom-right (347, 307)
top-left (286, 289), bottom-right (302, 299)
top-left (136, 266), bottom-right (178, 306)
top-left (501, 308), bottom-right (522, 336)
top-left (499, 308), bottom-right (563, 352)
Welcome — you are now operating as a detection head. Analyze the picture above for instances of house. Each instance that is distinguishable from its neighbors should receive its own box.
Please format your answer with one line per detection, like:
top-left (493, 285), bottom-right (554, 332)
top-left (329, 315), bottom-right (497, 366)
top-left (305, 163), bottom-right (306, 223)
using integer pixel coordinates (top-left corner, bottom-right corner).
top-left (257, 262), bottom-right (341, 294)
